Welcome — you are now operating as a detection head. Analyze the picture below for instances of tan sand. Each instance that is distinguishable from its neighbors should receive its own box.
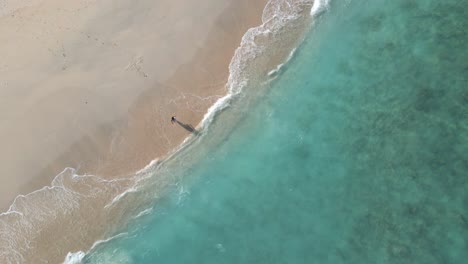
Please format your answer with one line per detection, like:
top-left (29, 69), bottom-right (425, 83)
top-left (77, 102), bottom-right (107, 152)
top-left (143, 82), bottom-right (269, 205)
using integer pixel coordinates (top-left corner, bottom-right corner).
top-left (0, 0), bottom-right (268, 212)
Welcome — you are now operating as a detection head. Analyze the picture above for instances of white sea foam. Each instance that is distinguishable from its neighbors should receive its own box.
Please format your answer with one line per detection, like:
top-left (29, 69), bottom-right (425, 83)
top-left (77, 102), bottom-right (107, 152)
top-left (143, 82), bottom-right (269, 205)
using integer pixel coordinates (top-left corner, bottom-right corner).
top-left (135, 158), bottom-right (159, 175)
top-left (63, 251), bottom-right (86, 264)
top-left (267, 48), bottom-right (297, 76)
top-left (104, 187), bottom-right (137, 209)
top-left (268, 63), bottom-right (284, 76)
top-left (287, 47), bottom-right (298, 62)
top-left (133, 207), bottom-right (153, 219)
top-left (64, 233), bottom-right (129, 264)
top-left (311, 0), bottom-right (330, 16)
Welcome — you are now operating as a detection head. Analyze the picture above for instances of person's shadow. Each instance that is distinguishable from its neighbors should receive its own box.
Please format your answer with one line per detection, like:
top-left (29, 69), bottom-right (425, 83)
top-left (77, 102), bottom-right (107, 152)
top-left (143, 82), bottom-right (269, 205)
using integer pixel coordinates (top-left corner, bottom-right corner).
top-left (176, 120), bottom-right (200, 135)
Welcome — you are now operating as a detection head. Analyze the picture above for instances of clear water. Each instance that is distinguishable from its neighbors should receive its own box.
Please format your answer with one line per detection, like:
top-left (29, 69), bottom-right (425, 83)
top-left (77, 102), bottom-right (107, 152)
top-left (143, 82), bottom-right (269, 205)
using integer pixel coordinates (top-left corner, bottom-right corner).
top-left (84, 0), bottom-right (467, 263)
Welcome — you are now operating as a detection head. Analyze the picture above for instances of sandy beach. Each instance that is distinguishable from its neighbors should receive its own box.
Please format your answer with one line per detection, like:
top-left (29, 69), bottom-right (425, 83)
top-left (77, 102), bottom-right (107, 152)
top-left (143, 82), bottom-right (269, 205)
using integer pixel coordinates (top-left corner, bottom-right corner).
top-left (0, 0), bottom-right (269, 262)
top-left (0, 0), bottom-right (268, 211)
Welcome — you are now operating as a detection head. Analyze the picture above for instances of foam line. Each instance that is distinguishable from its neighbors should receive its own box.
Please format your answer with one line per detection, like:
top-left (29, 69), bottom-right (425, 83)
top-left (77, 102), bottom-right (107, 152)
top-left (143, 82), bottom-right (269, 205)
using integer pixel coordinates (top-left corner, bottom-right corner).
top-left (63, 233), bottom-right (129, 264)
top-left (311, 0), bottom-right (330, 16)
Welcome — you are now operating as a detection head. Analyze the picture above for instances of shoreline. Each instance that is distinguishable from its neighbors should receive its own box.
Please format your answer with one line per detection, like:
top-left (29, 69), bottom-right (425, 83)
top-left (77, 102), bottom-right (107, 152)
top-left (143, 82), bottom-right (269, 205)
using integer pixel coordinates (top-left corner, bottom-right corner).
top-left (0, 0), bottom-right (319, 263)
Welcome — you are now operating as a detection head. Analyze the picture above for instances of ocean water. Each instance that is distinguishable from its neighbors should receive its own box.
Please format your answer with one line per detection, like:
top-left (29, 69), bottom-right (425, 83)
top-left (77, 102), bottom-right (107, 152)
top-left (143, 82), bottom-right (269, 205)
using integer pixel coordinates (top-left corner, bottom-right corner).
top-left (82, 0), bottom-right (467, 263)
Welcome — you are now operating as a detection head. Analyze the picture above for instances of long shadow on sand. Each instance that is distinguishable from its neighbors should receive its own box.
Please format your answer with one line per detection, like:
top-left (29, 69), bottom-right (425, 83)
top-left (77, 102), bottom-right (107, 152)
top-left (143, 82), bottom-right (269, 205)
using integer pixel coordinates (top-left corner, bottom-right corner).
top-left (176, 120), bottom-right (200, 136)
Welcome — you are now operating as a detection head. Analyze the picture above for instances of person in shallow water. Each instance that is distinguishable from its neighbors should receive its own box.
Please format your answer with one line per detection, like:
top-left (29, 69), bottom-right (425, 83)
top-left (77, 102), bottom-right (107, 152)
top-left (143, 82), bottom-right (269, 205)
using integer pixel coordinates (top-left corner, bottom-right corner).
top-left (171, 116), bottom-right (177, 124)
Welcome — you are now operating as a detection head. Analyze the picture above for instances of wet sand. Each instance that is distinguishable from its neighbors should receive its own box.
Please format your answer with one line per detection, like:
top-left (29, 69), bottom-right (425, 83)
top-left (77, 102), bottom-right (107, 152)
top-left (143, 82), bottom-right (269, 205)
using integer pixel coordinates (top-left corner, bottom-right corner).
top-left (0, 0), bottom-right (268, 211)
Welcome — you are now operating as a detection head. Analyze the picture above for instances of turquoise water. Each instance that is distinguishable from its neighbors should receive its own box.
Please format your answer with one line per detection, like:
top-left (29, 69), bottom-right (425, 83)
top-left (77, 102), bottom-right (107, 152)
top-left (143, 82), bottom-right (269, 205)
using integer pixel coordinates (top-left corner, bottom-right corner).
top-left (84, 0), bottom-right (467, 263)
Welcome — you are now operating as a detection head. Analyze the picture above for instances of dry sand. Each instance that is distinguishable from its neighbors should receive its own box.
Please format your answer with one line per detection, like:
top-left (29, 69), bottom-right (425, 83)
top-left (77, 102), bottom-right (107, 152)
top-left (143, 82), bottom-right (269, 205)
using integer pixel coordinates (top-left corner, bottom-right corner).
top-left (0, 0), bottom-right (268, 211)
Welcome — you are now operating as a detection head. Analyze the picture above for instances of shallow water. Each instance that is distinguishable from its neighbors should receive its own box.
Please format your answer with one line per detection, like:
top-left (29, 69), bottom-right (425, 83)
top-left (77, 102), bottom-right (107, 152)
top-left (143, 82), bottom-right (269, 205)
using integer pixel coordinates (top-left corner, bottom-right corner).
top-left (83, 0), bottom-right (467, 263)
